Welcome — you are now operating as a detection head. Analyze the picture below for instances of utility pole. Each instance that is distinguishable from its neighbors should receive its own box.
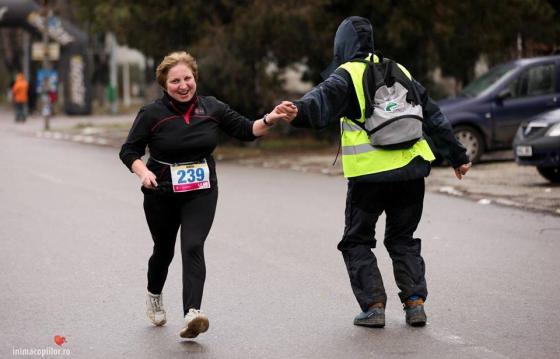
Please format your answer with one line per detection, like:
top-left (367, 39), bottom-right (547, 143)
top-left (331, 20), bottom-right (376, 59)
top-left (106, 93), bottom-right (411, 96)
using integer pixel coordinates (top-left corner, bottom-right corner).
top-left (41, 0), bottom-right (52, 131)
top-left (106, 33), bottom-right (118, 114)
top-left (517, 32), bottom-right (523, 59)
top-left (22, 32), bottom-right (30, 81)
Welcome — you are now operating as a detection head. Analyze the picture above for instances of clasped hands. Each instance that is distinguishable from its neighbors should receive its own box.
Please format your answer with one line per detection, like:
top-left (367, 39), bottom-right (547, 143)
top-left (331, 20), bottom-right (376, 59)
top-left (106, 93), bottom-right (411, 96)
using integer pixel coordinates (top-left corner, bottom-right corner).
top-left (262, 101), bottom-right (298, 125)
top-left (266, 101), bottom-right (473, 181)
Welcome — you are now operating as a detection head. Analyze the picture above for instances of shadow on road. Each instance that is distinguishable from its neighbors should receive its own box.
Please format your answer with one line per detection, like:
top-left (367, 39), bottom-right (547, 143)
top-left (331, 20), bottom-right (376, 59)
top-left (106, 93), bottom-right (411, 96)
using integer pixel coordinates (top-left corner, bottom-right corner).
top-left (179, 340), bottom-right (205, 353)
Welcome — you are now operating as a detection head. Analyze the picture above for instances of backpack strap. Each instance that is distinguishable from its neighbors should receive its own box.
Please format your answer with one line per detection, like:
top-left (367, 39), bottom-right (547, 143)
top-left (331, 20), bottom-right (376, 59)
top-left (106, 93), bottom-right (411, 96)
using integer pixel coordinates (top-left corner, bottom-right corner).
top-left (408, 79), bottom-right (422, 106)
top-left (348, 115), bottom-right (369, 133)
top-left (363, 58), bottom-right (392, 118)
top-left (387, 61), bottom-right (422, 105)
top-left (362, 63), bottom-right (377, 118)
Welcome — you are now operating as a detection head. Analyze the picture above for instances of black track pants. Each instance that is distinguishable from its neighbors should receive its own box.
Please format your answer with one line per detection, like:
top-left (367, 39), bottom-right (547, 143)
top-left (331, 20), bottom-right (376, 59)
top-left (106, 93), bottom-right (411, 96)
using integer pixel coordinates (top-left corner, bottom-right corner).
top-left (337, 178), bottom-right (426, 312)
top-left (143, 189), bottom-right (218, 315)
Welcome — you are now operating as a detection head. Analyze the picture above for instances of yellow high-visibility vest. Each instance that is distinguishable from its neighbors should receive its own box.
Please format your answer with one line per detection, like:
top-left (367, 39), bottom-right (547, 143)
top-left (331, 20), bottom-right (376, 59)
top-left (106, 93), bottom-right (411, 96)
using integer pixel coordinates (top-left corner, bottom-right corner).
top-left (339, 56), bottom-right (435, 178)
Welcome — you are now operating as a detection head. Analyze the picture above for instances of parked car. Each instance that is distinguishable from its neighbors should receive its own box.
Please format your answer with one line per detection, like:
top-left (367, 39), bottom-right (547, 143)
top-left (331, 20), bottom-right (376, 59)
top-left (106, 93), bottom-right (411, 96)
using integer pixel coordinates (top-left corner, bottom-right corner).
top-left (513, 108), bottom-right (560, 183)
top-left (438, 55), bottom-right (560, 163)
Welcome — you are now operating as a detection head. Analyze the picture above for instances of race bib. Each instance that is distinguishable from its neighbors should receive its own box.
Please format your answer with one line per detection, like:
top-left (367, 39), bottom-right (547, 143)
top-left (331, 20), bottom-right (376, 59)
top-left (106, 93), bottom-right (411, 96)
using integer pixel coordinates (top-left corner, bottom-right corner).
top-left (170, 160), bottom-right (211, 193)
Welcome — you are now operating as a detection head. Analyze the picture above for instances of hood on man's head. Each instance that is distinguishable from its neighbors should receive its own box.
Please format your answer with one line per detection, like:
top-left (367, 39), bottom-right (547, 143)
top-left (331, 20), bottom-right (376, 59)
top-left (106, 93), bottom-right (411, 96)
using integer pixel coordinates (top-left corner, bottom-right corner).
top-left (321, 16), bottom-right (374, 79)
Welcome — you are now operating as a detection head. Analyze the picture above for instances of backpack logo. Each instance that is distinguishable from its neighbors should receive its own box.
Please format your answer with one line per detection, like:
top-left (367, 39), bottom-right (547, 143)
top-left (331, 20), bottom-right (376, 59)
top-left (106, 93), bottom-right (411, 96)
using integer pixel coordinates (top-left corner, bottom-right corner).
top-left (356, 58), bottom-right (425, 149)
top-left (384, 101), bottom-right (398, 112)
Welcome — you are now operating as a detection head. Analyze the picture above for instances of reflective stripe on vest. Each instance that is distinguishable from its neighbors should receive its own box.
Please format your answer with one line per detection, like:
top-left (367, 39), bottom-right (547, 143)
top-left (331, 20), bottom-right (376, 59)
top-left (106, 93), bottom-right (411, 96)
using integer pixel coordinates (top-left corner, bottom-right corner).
top-left (339, 57), bottom-right (435, 178)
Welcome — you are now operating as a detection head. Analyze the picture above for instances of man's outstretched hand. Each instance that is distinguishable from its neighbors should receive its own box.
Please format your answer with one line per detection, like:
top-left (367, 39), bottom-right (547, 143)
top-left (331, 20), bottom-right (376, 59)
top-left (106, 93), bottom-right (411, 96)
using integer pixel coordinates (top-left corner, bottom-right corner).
top-left (454, 162), bottom-right (472, 180)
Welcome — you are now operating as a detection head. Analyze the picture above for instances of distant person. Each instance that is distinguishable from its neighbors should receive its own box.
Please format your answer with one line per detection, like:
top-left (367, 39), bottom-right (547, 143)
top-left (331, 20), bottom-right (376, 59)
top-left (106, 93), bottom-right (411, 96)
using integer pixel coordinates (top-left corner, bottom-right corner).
top-left (119, 51), bottom-right (295, 339)
top-left (11, 73), bottom-right (29, 123)
top-left (278, 16), bottom-right (471, 328)
top-left (48, 89), bottom-right (58, 115)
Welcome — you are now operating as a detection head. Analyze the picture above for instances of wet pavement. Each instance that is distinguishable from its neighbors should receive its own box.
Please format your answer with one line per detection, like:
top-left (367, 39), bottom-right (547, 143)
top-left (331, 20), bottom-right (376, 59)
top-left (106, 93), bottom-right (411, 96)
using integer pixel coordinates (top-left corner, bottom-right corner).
top-left (2, 108), bottom-right (560, 358)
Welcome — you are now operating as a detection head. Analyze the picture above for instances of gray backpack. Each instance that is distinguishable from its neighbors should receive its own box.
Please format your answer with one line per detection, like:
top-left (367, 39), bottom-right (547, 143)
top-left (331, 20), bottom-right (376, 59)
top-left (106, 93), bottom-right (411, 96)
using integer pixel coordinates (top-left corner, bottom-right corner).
top-left (351, 57), bottom-right (424, 149)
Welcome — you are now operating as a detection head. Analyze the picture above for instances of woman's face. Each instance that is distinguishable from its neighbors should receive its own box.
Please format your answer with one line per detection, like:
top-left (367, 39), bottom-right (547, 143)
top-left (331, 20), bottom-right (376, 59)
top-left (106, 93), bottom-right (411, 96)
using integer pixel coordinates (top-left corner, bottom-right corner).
top-left (165, 62), bottom-right (197, 102)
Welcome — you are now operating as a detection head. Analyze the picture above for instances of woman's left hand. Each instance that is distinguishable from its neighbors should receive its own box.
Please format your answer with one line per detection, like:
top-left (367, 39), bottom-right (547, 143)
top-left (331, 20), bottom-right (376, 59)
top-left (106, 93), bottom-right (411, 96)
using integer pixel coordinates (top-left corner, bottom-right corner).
top-left (265, 110), bottom-right (287, 125)
top-left (252, 102), bottom-right (298, 136)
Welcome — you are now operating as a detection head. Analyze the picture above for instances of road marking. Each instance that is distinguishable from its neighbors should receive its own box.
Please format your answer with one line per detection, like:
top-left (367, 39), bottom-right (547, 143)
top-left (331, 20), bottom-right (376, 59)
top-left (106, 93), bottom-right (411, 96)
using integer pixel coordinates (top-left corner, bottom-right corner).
top-left (439, 186), bottom-right (463, 196)
top-left (427, 327), bottom-right (509, 358)
top-left (32, 172), bottom-right (64, 184)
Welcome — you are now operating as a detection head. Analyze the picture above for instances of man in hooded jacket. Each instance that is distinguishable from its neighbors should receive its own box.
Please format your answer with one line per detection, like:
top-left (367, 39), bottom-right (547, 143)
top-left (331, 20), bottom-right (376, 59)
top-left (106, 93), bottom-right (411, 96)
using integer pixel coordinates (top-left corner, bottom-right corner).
top-left (282, 16), bottom-right (471, 327)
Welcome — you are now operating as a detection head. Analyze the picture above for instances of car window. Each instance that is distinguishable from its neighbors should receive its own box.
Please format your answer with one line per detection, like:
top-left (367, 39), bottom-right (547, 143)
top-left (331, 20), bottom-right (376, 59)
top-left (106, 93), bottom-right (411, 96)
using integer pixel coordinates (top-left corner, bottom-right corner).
top-left (526, 64), bottom-right (555, 96)
top-left (460, 63), bottom-right (515, 97)
top-left (507, 74), bottom-right (526, 98)
top-left (507, 63), bottom-right (556, 98)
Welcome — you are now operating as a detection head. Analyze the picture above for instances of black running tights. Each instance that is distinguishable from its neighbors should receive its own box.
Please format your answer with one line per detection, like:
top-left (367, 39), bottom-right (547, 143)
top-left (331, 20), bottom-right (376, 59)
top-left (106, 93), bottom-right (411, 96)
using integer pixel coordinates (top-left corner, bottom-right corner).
top-left (143, 189), bottom-right (218, 315)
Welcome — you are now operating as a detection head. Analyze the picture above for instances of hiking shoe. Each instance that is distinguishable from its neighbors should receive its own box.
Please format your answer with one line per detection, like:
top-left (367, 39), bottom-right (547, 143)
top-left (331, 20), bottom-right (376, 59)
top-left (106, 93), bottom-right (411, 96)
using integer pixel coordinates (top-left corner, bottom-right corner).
top-left (353, 304), bottom-right (385, 328)
top-left (146, 291), bottom-right (167, 326)
top-left (404, 297), bottom-right (427, 327)
top-left (179, 309), bottom-right (209, 339)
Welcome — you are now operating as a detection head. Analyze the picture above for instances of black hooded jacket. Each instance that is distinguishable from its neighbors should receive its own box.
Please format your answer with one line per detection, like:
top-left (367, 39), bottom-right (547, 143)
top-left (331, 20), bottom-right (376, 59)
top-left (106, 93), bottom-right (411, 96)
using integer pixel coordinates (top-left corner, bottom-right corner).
top-left (292, 16), bottom-right (469, 182)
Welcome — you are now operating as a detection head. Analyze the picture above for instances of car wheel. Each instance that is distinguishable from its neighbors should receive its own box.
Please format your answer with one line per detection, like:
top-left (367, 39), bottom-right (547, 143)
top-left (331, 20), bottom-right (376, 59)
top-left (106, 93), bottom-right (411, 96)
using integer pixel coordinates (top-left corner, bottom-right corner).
top-left (453, 125), bottom-right (484, 163)
top-left (537, 166), bottom-right (560, 183)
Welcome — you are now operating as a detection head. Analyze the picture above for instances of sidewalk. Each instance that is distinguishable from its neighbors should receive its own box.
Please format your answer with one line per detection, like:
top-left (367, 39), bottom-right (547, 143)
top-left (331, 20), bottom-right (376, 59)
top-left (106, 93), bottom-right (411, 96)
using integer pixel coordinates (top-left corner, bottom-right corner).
top-left (2, 109), bottom-right (135, 147)
top-left (2, 107), bottom-right (559, 216)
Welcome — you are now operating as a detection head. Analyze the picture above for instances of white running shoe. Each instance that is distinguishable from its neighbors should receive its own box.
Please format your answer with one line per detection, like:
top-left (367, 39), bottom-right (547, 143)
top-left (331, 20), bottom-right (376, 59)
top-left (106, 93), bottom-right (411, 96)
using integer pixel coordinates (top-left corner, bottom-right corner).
top-left (179, 308), bottom-right (209, 338)
top-left (146, 291), bottom-right (167, 326)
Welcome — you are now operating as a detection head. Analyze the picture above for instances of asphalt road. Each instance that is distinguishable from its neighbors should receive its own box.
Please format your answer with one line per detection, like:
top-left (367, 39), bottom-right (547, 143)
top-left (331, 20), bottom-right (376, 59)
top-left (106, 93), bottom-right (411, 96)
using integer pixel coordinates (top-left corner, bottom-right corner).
top-left (2, 115), bottom-right (560, 358)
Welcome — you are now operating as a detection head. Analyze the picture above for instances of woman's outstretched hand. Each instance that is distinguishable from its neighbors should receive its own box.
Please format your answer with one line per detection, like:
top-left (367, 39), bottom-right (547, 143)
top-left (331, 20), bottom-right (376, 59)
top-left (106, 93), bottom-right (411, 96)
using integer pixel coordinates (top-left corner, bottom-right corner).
top-left (264, 101), bottom-right (298, 125)
top-left (252, 101), bottom-right (298, 136)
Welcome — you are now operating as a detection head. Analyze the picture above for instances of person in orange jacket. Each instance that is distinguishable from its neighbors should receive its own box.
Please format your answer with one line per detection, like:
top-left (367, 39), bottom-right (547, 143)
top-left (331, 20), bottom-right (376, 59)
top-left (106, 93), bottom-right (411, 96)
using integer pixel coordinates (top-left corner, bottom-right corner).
top-left (12, 73), bottom-right (29, 123)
